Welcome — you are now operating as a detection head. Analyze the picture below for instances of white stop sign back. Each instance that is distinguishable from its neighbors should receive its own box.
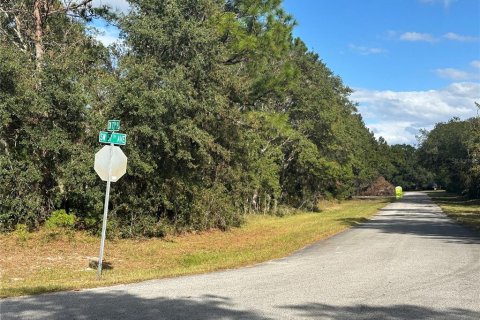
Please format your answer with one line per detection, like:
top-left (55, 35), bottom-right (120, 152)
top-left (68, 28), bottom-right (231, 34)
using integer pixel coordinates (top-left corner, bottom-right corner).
top-left (94, 145), bottom-right (128, 182)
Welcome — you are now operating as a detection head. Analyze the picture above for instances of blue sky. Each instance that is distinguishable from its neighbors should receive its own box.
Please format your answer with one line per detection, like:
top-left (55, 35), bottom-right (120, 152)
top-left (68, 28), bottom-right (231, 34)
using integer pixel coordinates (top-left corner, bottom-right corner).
top-left (283, 0), bottom-right (480, 145)
top-left (92, 0), bottom-right (480, 145)
top-left (284, 0), bottom-right (480, 90)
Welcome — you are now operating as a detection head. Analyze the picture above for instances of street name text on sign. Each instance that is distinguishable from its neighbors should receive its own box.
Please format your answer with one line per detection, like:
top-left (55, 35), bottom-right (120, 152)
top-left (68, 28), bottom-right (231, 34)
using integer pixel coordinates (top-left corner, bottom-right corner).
top-left (99, 131), bottom-right (127, 145)
top-left (94, 120), bottom-right (128, 280)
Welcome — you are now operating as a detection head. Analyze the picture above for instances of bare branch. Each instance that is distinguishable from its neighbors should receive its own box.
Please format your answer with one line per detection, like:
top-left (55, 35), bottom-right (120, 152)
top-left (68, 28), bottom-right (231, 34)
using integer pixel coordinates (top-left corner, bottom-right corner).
top-left (0, 6), bottom-right (14, 15)
top-left (13, 14), bottom-right (28, 52)
top-left (0, 28), bottom-right (28, 52)
top-left (46, 0), bottom-right (93, 16)
top-left (0, 6), bottom-right (28, 52)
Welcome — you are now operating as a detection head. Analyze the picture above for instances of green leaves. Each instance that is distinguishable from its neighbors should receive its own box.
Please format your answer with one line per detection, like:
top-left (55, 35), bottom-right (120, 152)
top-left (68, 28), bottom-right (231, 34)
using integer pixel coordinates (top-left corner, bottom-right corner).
top-left (0, 0), bottom-right (113, 231)
top-left (418, 116), bottom-right (479, 197)
top-left (1, 0), bottom-right (417, 235)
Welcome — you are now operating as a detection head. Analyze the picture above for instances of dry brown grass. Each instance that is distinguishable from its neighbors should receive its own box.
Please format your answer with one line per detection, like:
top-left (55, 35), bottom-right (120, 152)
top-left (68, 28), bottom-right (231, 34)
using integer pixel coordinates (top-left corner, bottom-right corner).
top-left (0, 198), bottom-right (390, 297)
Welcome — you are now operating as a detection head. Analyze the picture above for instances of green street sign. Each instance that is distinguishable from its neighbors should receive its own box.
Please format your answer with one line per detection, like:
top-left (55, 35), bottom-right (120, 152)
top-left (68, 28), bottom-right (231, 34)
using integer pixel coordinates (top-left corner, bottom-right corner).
top-left (107, 120), bottom-right (120, 132)
top-left (99, 131), bottom-right (127, 145)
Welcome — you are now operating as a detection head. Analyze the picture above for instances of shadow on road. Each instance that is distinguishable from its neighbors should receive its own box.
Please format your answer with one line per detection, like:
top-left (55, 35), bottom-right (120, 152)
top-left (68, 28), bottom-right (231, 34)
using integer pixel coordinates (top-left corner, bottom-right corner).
top-left (338, 193), bottom-right (480, 245)
top-left (354, 218), bottom-right (480, 245)
top-left (5, 291), bottom-right (480, 320)
top-left (279, 302), bottom-right (480, 320)
top-left (2, 292), bottom-right (271, 320)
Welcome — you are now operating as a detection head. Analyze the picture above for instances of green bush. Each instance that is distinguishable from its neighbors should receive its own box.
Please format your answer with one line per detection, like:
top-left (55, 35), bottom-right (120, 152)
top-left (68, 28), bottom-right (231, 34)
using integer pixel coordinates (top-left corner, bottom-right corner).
top-left (14, 223), bottom-right (30, 244)
top-left (45, 210), bottom-right (76, 229)
top-left (44, 210), bottom-right (76, 240)
top-left (134, 216), bottom-right (170, 238)
top-left (190, 184), bottom-right (243, 231)
top-left (275, 205), bottom-right (301, 217)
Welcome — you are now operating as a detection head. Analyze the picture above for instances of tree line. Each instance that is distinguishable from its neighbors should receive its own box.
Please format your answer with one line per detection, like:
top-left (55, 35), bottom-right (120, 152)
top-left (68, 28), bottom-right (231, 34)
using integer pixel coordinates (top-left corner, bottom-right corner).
top-left (417, 112), bottom-right (480, 199)
top-left (1, 0), bottom-right (478, 236)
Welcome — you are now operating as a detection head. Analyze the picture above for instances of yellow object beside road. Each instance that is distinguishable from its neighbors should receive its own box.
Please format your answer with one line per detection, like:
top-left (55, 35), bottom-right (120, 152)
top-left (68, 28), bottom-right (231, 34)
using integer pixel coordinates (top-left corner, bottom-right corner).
top-left (395, 186), bottom-right (403, 199)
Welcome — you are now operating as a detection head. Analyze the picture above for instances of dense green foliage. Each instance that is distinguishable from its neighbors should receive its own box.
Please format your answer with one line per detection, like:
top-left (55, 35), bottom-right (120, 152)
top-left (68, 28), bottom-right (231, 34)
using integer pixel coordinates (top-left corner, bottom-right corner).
top-left (0, 0), bottom-right (111, 230)
top-left (376, 141), bottom-right (434, 190)
top-left (418, 115), bottom-right (480, 198)
top-left (1, 0), bottom-right (475, 236)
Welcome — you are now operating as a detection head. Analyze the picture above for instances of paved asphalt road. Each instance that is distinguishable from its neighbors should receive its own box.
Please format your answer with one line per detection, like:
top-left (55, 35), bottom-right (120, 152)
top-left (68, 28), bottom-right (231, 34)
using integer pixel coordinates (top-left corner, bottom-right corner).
top-left (1, 192), bottom-right (479, 320)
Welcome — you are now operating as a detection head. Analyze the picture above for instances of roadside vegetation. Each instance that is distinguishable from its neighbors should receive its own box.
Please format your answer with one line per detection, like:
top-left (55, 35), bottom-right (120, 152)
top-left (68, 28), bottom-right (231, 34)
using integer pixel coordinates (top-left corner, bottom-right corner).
top-left (418, 114), bottom-right (480, 199)
top-left (0, 0), bottom-right (443, 238)
top-left (426, 191), bottom-right (480, 231)
top-left (0, 0), bottom-right (477, 298)
top-left (0, 198), bottom-right (389, 297)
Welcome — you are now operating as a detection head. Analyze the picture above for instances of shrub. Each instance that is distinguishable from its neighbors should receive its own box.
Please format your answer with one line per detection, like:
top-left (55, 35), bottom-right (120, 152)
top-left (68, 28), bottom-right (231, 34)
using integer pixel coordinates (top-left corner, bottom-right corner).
top-left (45, 210), bottom-right (76, 230)
top-left (44, 210), bottom-right (76, 240)
top-left (135, 216), bottom-right (170, 238)
top-left (275, 205), bottom-right (301, 217)
top-left (190, 184), bottom-right (243, 231)
top-left (14, 223), bottom-right (30, 244)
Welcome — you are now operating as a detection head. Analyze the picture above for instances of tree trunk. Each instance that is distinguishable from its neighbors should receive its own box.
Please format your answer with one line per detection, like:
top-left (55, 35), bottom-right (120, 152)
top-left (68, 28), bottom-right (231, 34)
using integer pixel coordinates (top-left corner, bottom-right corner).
top-left (33, 0), bottom-right (44, 71)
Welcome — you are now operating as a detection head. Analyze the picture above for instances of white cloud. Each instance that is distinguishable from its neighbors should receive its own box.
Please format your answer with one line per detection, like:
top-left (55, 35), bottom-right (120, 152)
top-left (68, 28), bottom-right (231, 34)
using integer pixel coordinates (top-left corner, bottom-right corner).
top-left (399, 32), bottom-right (437, 42)
top-left (444, 32), bottom-right (480, 42)
top-left (351, 82), bottom-right (480, 145)
top-left (389, 31), bottom-right (479, 43)
top-left (472, 60), bottom-right (480, 69)
top-left (420, 0), bottom-right (458, 8)
top-left (87, 1), bottom-right (128, 46)
top-left (368, 121), bottom-right (419, 145)
top-left (434, 61), bottom-right (480, 81)
top-left (88, 21), bottom-right (122, 46)
top-left (95, 32), bottom-right (119, 46)
top-left (91, 0), bottom-right (130, 13)
top-left (349, 44), bottom-right (387, 55)
top-left (435, 68), bottom-right (471, 80)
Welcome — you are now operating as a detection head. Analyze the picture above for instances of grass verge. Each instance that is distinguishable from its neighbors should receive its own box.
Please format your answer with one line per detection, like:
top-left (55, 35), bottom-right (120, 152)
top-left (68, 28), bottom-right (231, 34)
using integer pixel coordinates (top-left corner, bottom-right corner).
top-left (425, 190), bottom-right (480, 230)
top-left (0, 198), bottom-right (390, 298)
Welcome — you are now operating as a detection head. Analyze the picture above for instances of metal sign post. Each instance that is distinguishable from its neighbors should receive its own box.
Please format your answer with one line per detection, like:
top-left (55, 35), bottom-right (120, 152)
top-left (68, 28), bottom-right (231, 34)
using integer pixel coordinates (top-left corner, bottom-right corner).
top-left (97, 143), bottom-right (113, 280)
top-left (94, 120), bottom-right (128, 280)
